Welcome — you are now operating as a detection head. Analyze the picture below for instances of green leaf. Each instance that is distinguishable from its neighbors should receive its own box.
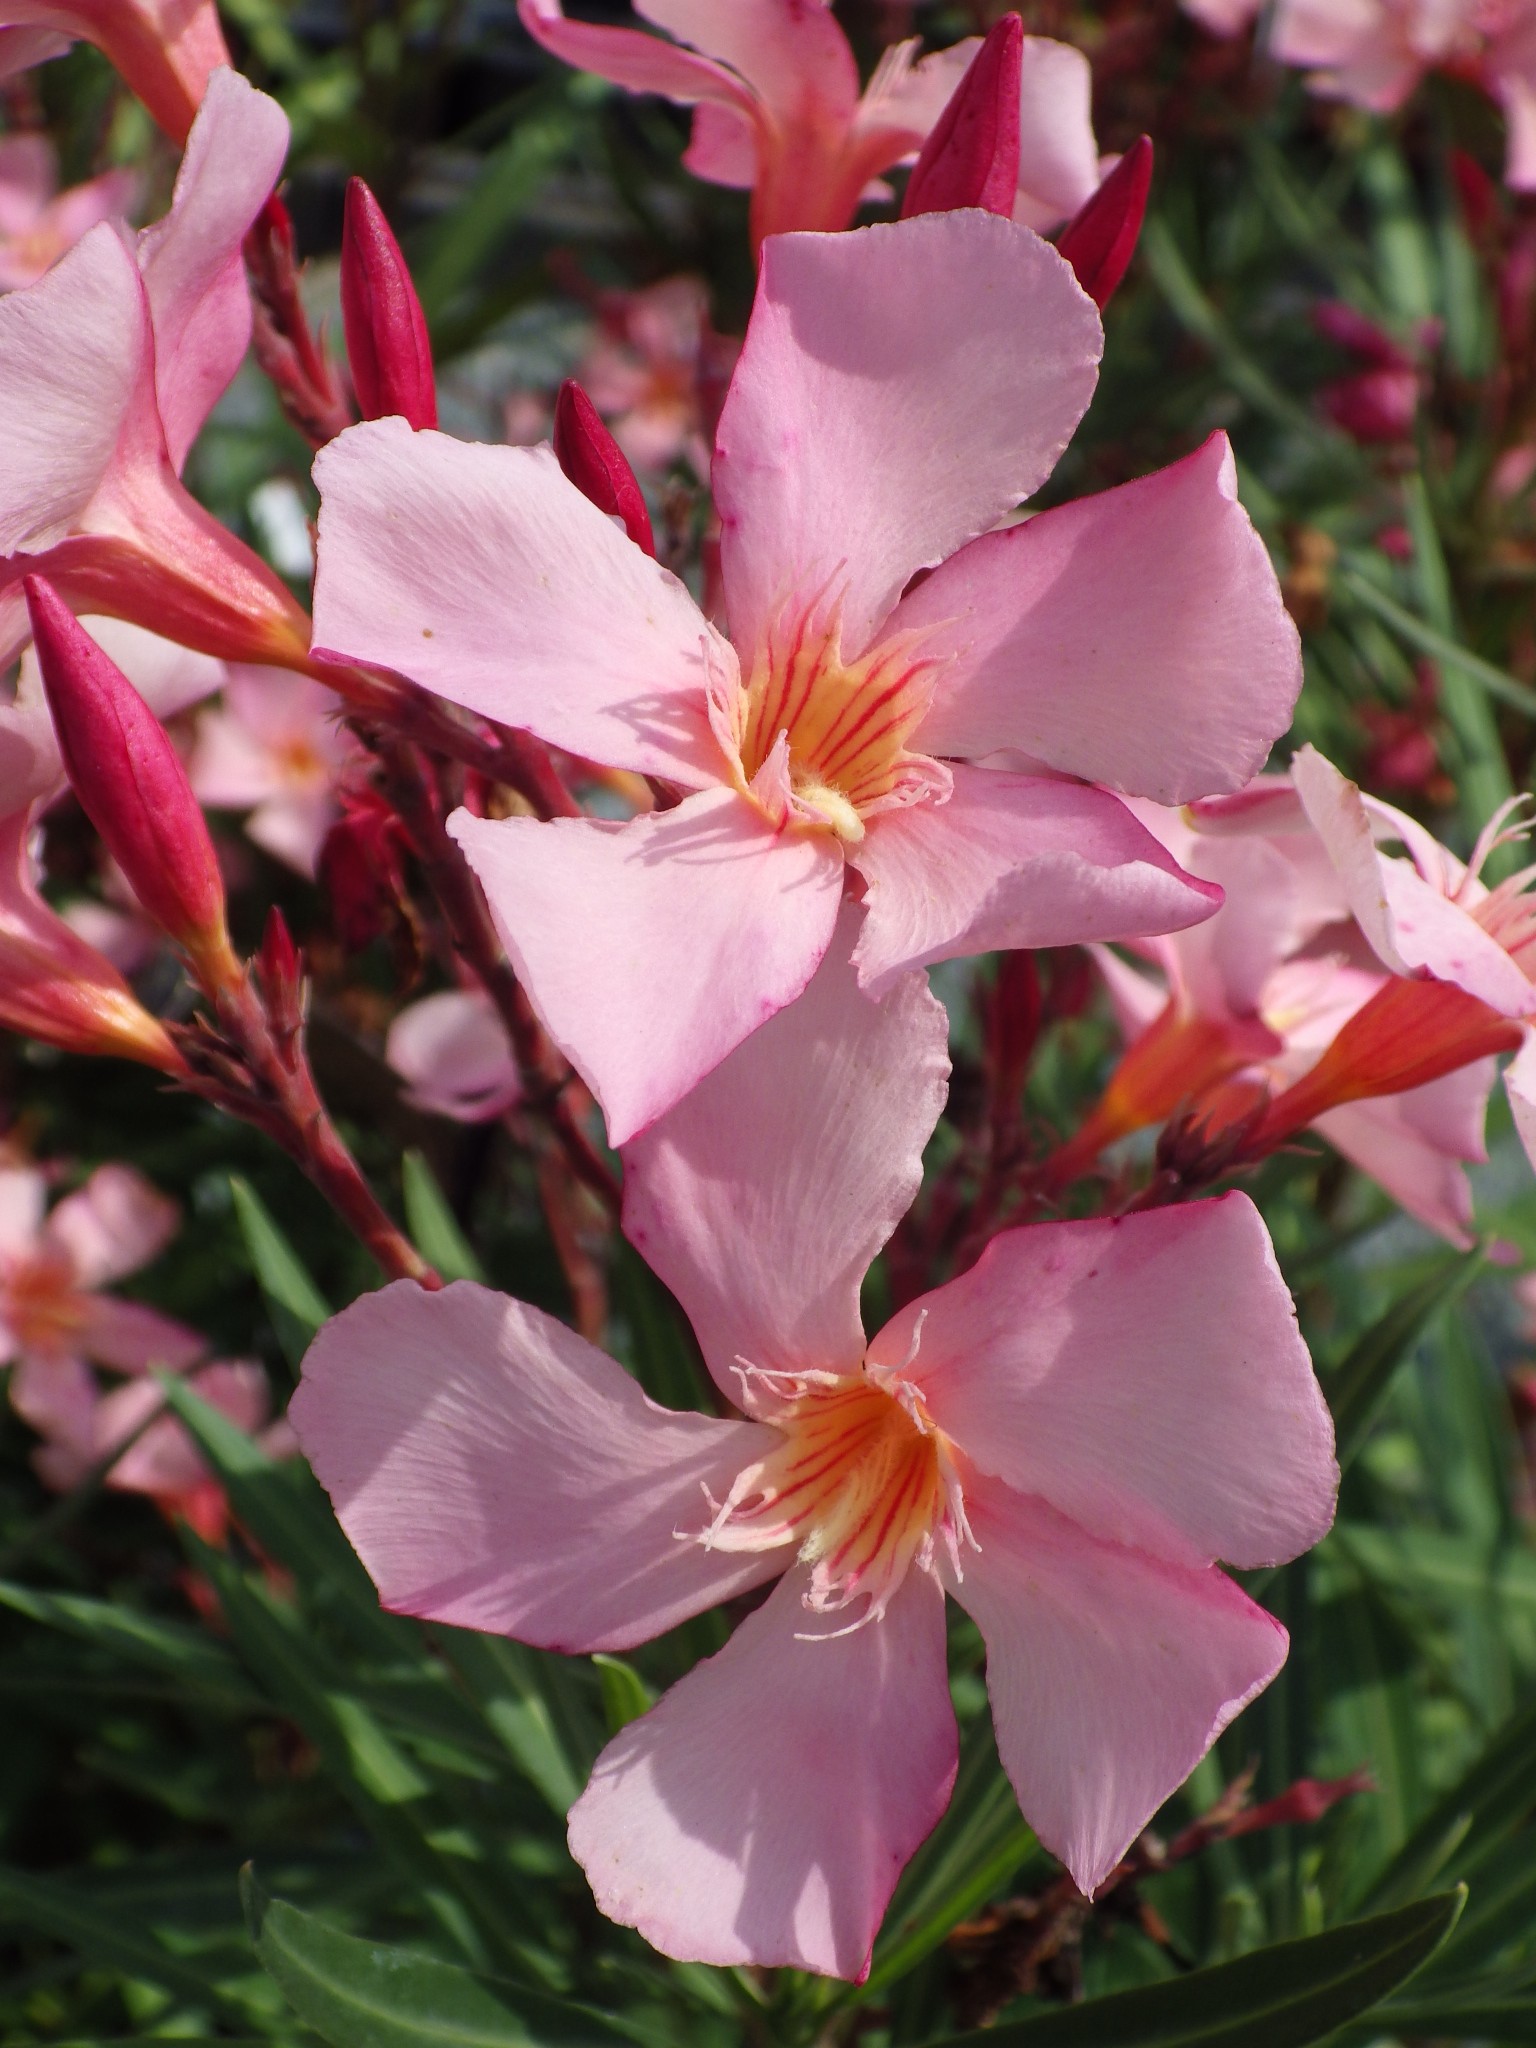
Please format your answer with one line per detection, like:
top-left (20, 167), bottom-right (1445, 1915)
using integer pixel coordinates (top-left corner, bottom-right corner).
top-left (1325, 1246), bottom-right (1487, 1470)
top-left (591, 1654), bottom-right (653, 1734)
top-left (230, 1173), bottom-right (332, 1369)
top-left (403, 1152), bottom-right (485, 1284)
top-left (0, 1578), bottom-right (260, 1711)
top-left (928, 1889), bottom-right (1465, 2048)
top-left (242, 1869), bottom-right (646, 2047)
top-left (1335, 567), bottom-right (1536, 720)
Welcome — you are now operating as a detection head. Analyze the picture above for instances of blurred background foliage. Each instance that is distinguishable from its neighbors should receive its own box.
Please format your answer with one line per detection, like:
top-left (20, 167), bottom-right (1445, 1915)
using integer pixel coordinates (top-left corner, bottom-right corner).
top-left (5, 0), bottom-right (1536, 2042)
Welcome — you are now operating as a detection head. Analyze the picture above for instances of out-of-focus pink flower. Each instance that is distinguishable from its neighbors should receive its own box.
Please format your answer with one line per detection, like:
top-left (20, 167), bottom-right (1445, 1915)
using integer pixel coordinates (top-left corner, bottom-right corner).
top-left (386, 988), bottom-right (521, 1123)
top-left (0, 135), bottom-right (139, 292)
top-left (0, 69), bottom-right (309, 672)
top-left (293, 926), bottom-right (1337, 1974)
top-left (1182, 0), bottom-right (1264, 30)
top-left (575, 276), bottom-right (736, 480)
top-left (1270, 1), bottom-right (1536, 191)
top-left (1080, 787), bottom-right (1498, 1244)
top-left (1285, 745), bottom-right (1536, 1165)
top-left (314, 211), bottom-right (1301, 1145)
top-left (518, 0), bottom-right (1106, 245)
top-left (1313, 301), bottom-right (1431, 445)
top-left (32, 1357), bottom-right (292, 1538)
top-left (189, 669), bottom-right (363, 878)
top-left (0, 1161), bottom-right (205, 1449)
top-left (0, 1), bottom-right (229, 142)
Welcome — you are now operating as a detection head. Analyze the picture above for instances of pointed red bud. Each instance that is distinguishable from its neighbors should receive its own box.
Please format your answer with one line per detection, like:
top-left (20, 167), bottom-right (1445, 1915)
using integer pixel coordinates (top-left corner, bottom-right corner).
top-left (1057, 136), bottom-right (1153, 311)
top-left (900, 14), bottom-right (1022, 220)
top-left (553, 381), bottom-right (656, 556)
top-left (341, 179), bottom-right (437, 432)
top-left (23, 578), bottom-right (240, 993)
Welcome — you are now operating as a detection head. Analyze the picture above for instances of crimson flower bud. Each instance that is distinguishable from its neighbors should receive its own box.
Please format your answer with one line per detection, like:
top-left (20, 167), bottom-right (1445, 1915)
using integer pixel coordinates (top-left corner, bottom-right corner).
top-left (900, 14), bottom-right (1022, 221)
top-left (553, 381), bottom-right (657, 556)
top-left (1056, 136), bottom-right (1153, 311)
top-left (24, 578), bottom-right (240, 993)
top-left (341, 179), bottom-right (438, 432)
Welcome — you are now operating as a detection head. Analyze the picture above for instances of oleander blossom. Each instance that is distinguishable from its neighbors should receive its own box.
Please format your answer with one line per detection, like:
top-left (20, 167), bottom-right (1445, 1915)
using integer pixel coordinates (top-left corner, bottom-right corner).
top-left (518, 0), bottom-right (1107, 246)
top-left (0, 1), bottom-right (229, 142)
top-left (293, 922), bottom-right (1339, 1977)
top-left (312, 210), bottom-right (1302, 1144)
top-left (189, 669), bottom-right (363, 878)
top-left (1291, 744), bottom-right (1536, 1169)
top-left (1082, 786), bottom-right (1497, 1244)
top-left (0, 135), bottom-right (139, 292)
top-left (0, 1161), bottom-right (204, 1449)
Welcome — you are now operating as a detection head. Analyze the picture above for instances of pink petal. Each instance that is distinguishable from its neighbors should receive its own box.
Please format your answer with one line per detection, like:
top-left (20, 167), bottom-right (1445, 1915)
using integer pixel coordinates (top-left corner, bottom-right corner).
top-left (0, 1164), bottom-right (45, 1256)
top-left (449, 788), bottom-right (844, 1147)
top-left (956, 1477), bottom-right (1288, 1896)
top-left (849, 767), bottom-right (1222, 995)
top-left (622, 903), bottom-right (948, 1406)
top-left (568, 1564), bottom-right (956, 1978)
top-left (292, 1278), bottom-right (784, 1653)
top-left (1180, 0), bottom-right (1263, 32)
top-left (0, 133), bottom-right (54, 231)
top-left (386, 988), bottom-right (521, 1124)
top-left (1270, 0), bottom-right (1423, 110)
top-left (637, 0), bottom-right (859, 121)
top-left (1314, 1062), bottom-right (1492, 1248)
top-left (1013, 37), bottom-right (1102, 229)
top-left (78, 1297), bottom-right (205, 1374)
top-left (905, 436), bottom-right (1301, 803)
top-left (517, 0), bottom-right (759, 117)
top-left (872, 1191), bottom-right (1338, 1571)
top-left (313, 420), bottom-right (726, 786)
top-left (11, 1348), bottom-right (97, 1442)
top-left (135, 69), bottom-right (288, 473)
top-left (713, 211), bottom-right (1101, 663)
top-left (107, 1357), bottom-right (269, 1497)
top-left (0, 222), bottom-right (150, 554)
top-left (682, 101), bottom-right (758, 186)
top-left (849, 38), bottom-right (976, 162)
top-left (43, 1161), bottom-right (179, 1285)
top-left (0, 26), bottom-right (71, 80)
top-left (1504, 1029), bottom-right (1536, 1175)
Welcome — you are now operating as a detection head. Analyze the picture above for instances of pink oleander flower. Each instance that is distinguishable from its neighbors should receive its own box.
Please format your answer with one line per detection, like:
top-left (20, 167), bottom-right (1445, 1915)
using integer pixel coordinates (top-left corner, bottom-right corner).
top-left (0, 1160), bottom-right (205, 1449)
top-left (313, 210), bottom-right (1301, 1144)
top-left (1270, 0), bottom-right (1536, 191)
top-left (0, 135), bottom-right (139, 292)
top-left (1291, 743), bottom-right (1536, 1167)
top-left (518, 0), bottom-right (1105, 246)
top-left (1081, 787), bottom-right (1498, 1245)
top-left (0, 1), bottom-right (230, 142)
top-left (0, 68), bottom-right (309, 673)
top-left (32, 1356), bottom-right (293, 1540)
top-left (386, 988), bottom-right (522, 1124)
top-left (292, 922), bottom-right (1338, 1977)
top-left (574, 276), bottom-right (736, 479)
top-left (189, 668), bottom-right (363, 878)
top-left (1182, 0), bottom-right (1264, 30)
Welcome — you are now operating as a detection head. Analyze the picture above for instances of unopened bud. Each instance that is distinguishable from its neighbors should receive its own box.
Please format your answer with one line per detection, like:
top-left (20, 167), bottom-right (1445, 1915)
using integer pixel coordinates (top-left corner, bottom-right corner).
top-left (1057, 136), bottom-right (1153, 311)
top-left (24, 578), bottom-right (241, 994)
top-left (1257, 977), bottom-right (1523, 1149)
top-left (553, 381), bottom-right (656, 556)
top-left (901, 15), bottom-right (1022, 221)
top-left (341, 179), bottom-right (437, 432)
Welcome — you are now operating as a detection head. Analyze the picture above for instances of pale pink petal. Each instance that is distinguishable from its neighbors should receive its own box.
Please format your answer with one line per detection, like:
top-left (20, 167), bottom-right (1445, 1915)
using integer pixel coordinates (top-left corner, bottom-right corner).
top-left (1270, 0), bottom-right (1424, 109)
top-left (1086, 941), bottom-right (1171, 1037)
top-left (386, 988), bottom-right (521, 1124)
top-left (88, 618), bottom-right (224, 721)
top-left (623, 904), bottom-right (947, 1406)
top-left (313, 420), bottom-right (726, 785)
top-left (568, 1564), bottom-right (955, 1978)
top-left (1181, 0), bottom-right (1263, 32)
top-left (135, 69), bottom-right (288, 473)
top-left (107, 1357), bottom-right (268, 1497)
top-left (78, 1297), bottom-right (204, 1373)
top-left (637, 0), bottom-right (859, 121)
top-left (1504, 1029), bottom-right (1536, 1174)
top-left (517, 0), bottom-right (758, 117)
top-left (449, 788), bottom-right (844, 1147)
top-left (291, 1278), bottom-right (784, 1652)
top-left (43, 1161), bottom-right (179, 1285)
top-left (1492, 26), bottom-right (1536, 190)
top-left (1289, 748), bottom-right (1410, 968)
top-left (0, 134), bottom-right (54, 232)
top-left (45, 164), bottom-right (140, 250)
top-left (246, 792), bottom-right (337, 877)
top-left (872, 1191), bottom-right (1337, 1571)
top-left (0, 222), bottom-right (148, 553)
top-left (11, 1348), bottom-right (96, 1441)
top-left (683, 102), bottom-right (759, 186)
top-left (905, 436), bottom-right (1300, 803)
top-left (1314, 1060), bottom-right (1493, 1247)
top-left (0, 26), bottom-right (70, 80)
top-left (850, 768), bottom-right (1222, 996)
top-left (714, 211), bottom-right (1101, 662)
top-left (956, 1477), bottom-right (1288, 1896)
top-left (0, 1164), bottom-right (45, 1255)
top-left (848, 38), bottom-right (975, 161)
top-left (1013, 38), bottom-right (1103, 230)
top-left (187, 703), bottom-right (286, 806)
